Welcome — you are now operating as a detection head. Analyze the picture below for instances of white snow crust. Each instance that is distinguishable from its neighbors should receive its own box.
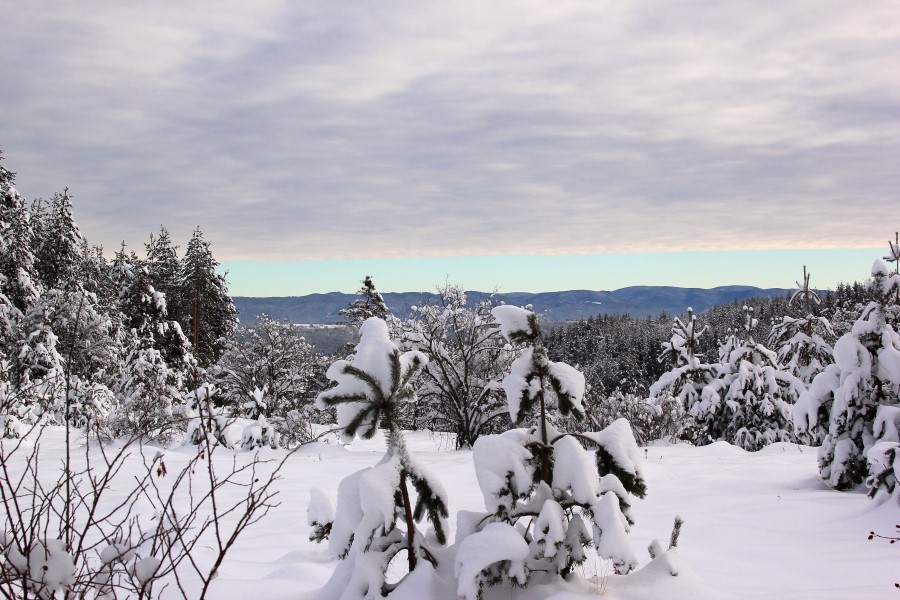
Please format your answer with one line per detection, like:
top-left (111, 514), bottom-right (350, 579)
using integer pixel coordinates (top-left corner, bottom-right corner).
top-left (472, 434), bottom-right (534, 512)
top-left (454, 522), bottom-right (529, 600)
top-left (490, 305), bottom-right (536, 340)
top-left (6, 427), bottom-right (898, 600)
top-left (501, 348), bottom-right (538, 422)
top-left (548, 360), bottom-right (586, 414)
top-left (552, 434), bottom-right (600, 504)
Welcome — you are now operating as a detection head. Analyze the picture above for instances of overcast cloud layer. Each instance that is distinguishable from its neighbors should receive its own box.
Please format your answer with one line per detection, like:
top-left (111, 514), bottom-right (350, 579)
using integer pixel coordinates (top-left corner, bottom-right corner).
top-left (1, 1), bottom-right (898, 261)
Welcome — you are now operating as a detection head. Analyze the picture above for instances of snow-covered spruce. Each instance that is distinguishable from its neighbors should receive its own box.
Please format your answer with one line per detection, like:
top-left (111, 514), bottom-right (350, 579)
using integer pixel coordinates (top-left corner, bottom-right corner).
top-left (650, 307), bottom-right (717, 443)
top-left (698, 306), bottom-right (802, 450)
top-left (312, 317), bottom-right (449, 598)
top-left (112, 260), bottom-right (195, 441)
top-left (178, 226), bottom-right (238, 368)
top-left (240, 387), bottom-right (279, 449)
top-left (768, 267), bottom-right (835, 391)
top-left (185, 382), bottom-right (230, 447)
top-left (339, 275), bottom-right (392, 327)
top-left (795, 259), bottom-right (900, 493)
top-left (455, 306), bottom-right (648, 600)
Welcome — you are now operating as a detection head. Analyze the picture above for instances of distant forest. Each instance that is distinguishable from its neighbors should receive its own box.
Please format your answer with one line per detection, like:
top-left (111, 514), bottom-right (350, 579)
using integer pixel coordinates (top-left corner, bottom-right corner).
top-left (0, 146), bottom-right (895, 456)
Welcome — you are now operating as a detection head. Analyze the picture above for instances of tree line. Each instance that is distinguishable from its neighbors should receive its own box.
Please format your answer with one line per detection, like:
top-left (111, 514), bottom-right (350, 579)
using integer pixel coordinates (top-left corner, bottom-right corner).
top-left (2, 146), bottom-right (897, 493)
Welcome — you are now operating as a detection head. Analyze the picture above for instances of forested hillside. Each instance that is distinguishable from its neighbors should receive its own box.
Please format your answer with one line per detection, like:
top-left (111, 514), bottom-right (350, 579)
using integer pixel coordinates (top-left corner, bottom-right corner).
top-left (232, 285), bottom-right (790, 324)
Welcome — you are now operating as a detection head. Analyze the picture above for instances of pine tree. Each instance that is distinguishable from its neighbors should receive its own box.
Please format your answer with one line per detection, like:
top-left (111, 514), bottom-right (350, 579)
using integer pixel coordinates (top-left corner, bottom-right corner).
top-left (455, 305), bottom-right (647, 600)
top-left (177, 227), bottom-right (237, 368)
top-left (339, 275), bottom-right (391, 326)
top-left (796, 260), bottom-right (900, 491)
top-left (313, 317), bottom-right (448, 598)
top-left (117, 258), bottom-right (193, 377)
top-left (112, 257), bottom-right (193, 439)
top-left (184, 382), bottom-right (229, 447)
top-left (38, 287), bottom-right (122, 397)
top-left (144, 226), bottom-right (182, 323)
top-left (703, 306), bottom-right (802, 450)
top-left (0, 153), bottom-right (41, 312)
top-left (111, 330), bottom-right (184, 442)
top-left (768, 267), bottom-right (835, 386)
top-left (34, 189), bottom-right (84, 292)
top-left (76, 240), bottom-right (117, 310)
top-left (650, 308), bottom-right (717, 444)
top-left (11, 300), bottom-right (65, 420)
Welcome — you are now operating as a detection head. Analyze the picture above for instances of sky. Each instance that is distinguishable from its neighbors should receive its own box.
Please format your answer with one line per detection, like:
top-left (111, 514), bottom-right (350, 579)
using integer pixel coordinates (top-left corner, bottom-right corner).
top-left (1, 1), bottom-right (898, 296)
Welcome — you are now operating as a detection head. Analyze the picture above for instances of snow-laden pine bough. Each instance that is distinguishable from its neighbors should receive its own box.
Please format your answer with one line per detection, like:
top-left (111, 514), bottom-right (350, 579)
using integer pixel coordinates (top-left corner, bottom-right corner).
top-left (310, 312), bottom-right (683, 600)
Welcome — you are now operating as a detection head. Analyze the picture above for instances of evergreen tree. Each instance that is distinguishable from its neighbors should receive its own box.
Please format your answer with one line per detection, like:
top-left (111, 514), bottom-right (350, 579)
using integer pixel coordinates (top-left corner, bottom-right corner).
top-left (117, 258), bottom-right (193, 377)
top-left (12, 300), bottom-right (65, 419)
top-left (113, 257), bottom-right (193, 439)
top-left (177, 227), bottom-right (237, 368)
top-left (38, 287), bottom-right (122, 393)
top-left (0, 153), bottom-right (41, 312)
top-left (768, 267), bottom-right (835, 388)
top-left (76, 240), bottom-right (117, 310)
top-left (144, 226), bottom-right (182, 322)
top-left (339, 275), bottom-right (391, 325)
top-left (184, 382), bottom-right (229, 447)
top-left (313, 318), bottom-right (448, 598)
top-left (703, 306), bottom-right (802, 450)
top-left (34, 189), bottom-right (84, 291)
top-left (650, 308), bottom-right (716, 443)
top-left (796, 260), bottom-right (900, 491)
top-left (455, 305), bottom-right (647, 600)
top-left (111, 329), bottom-right (184, 442)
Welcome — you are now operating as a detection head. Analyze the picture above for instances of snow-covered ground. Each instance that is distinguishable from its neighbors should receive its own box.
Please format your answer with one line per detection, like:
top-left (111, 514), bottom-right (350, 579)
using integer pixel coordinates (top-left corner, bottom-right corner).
top-left (8, 427), bottom-right (898, 599)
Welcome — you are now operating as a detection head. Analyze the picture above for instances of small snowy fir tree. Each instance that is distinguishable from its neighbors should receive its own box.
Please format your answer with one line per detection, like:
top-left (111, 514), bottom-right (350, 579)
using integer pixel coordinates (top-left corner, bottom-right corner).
top-left (768, 266), bottom-right (835, 387)
top-left (113, 337), bottom-right (181, 441)
top-left (795, 259), bottom-right (900, 492)
top-left (185, 382), bottom-right (230, 447)
top-left (884, 232), bottom-right (900, 328)
top-left (240, 386), bottom-right (279, 450)
top-left (650, 307), bottom-right (716, 443)
top-left (313, 317), bottom-right (449, 598)
top-left (703, 306), bottom-right (803, 450)
top-left (339, 275), bottom-right (391, 326)
top-left (455, 305), bottom-right (647, 600)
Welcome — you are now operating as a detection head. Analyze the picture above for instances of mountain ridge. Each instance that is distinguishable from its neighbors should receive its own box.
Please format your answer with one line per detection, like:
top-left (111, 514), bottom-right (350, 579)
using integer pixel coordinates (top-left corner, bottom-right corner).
top-left (233, 285), bottom-right (790, 324)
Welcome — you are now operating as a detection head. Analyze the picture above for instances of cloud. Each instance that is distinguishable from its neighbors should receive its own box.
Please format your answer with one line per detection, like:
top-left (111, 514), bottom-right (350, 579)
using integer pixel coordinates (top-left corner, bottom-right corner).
top-left (1, 1), bottom-right (898, 260)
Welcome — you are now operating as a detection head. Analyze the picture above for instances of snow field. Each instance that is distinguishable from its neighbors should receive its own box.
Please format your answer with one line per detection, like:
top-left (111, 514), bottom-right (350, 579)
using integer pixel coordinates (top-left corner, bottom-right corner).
top-left (5, 427), bottom-right (896, 599)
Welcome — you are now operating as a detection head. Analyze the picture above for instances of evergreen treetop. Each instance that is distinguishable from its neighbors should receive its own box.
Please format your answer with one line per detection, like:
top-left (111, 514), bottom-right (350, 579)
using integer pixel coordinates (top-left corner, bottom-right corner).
top-left (178, 227), bottom-right (237, 368)
top-left (339, 275), bottom-right (390, 325)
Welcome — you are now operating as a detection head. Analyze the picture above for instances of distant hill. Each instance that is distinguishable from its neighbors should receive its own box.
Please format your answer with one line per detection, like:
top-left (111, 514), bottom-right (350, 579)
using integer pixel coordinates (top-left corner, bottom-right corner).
top-left (233, 285), bottom-right (790, 324)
